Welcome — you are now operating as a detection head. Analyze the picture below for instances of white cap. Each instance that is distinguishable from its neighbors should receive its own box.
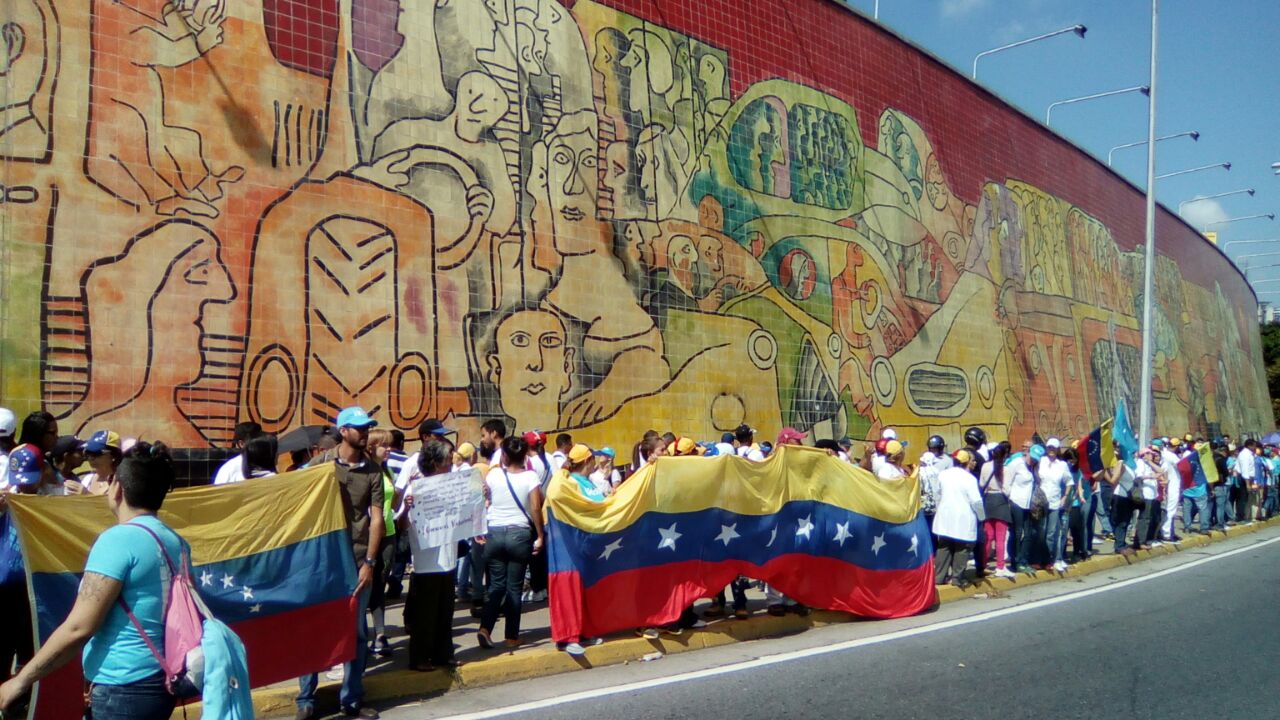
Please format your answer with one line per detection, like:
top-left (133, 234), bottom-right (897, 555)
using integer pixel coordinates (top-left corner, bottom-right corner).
top-left (0, 408), bottom-right (15, 437)
top-left (881, 428), bottom-right (898, 440)
top-left (1046, 437), bottom-right (1061, 449)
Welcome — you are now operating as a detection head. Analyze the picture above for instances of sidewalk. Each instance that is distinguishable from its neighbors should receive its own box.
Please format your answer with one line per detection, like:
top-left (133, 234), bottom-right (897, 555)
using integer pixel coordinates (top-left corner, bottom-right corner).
top-left (199, 518), bottom-right (1280, 718)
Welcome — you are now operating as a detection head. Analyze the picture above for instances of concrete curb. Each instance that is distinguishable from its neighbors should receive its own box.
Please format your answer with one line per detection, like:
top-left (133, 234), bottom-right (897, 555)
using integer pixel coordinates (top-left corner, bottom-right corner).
top-left (207, 517), bottom-right (1280, 718)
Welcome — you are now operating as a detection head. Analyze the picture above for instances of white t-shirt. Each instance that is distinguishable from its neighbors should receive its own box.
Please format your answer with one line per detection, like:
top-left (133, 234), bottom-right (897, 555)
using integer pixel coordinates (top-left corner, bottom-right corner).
top-left (1037, 458), bottom-right (1071, 508)
top-left (588, 469), bottom-right (618, 496)
top-left (737, 445), bottom-right (765, 462)
top-left (871, 453), bottom-right (886, 474)
top-left (714, 442), bottom-right (736, 457)
top-left (485, 468), bottom-right (541, 528)
top-left (212, 455), bottom-right (244, 485)
top-left (1237, 448), bottom-right (1256, 481)
top-left (1006, 460), bottom-right (1035, 509)
top-left (1135, 458), bottom-right (1160, 500)
top-left (876, 463), bottom-right (905, 481)
top-left (528, 452), bottom-right (553, 487)
top-left (550, 451), bottom-right (567, 472)
top-left (932, 466), bottom-right (984, 542)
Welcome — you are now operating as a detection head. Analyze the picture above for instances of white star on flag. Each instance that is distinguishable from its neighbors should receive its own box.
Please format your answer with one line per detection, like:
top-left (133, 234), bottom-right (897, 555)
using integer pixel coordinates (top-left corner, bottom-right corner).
top-left (715, 524), bottom-right (741, 546)
top-left (249, 603), bottom-right (263, 614)
top-left (599, 538), bottom-right (624, 560)
top-left (796, 515), bottom-right (814, 540)
top-left (766, 527), bottom-right (778, 548)
top-left (199, 571), bottom-right (213, 587)
top-left (657, 523), bottom-right (682, 551)
top-left (241, 586), bottom-right (254, 601)
top-left (871, 533), bottom-right (887, 556)
top-left (221, 573), bottom-right (235, 589)
top-left (909, 534), bottom-right (919, 556)
top-left (833, 522), bottom-right (852, 546)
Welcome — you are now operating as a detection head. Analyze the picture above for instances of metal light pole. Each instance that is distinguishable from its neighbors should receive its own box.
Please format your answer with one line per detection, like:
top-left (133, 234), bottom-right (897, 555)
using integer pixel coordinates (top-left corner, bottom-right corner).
top-left (1203, 213), bottom-right (1276, 232)
top-left (874, 0), bottom-right (879, 19)
top-left (1177, 188), bottom-right (1255, 215)
top-left (972, 25), bottom-right (1087, 79)
top-left (1137, 0), bottom-right (1158, 447)
top-left (1155, 162), bottom-right (1230, 180)
top-left (1046, 85), bottom-right (1149, 124)
top-left (1235, 250), bottom-right (1280, 262)
top-left (1224, 238), bottom-right (1280, 251)
top-left (1273, 162), bottom-right (1280, 176)
top-left (1108, 131), bottom-right (1199, 167)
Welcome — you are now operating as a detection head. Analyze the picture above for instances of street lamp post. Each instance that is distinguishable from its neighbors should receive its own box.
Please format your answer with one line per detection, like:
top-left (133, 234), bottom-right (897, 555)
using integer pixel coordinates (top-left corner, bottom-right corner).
top-left (1177, 188), bottom-right (1255, 215)
top-left (1235, 250), bottom-right (1280, 262)
top-left (972, 25), bottom-right (1087, 79)
top-left (1203, 213), bottom-right (1276, 231)
top-left (1108, 131), bottom-right (1199, 167)
top-left (1046, 85), bottom-right (1149, 124)
top-left (1224, 238), bottom-right (1280, 252)
top-left (1273, 162), bottom-right (1280, 176)
top-left (1155, 162), bottom-right (1231, 180)
top-left (1137, 0), bottom-right (1158, 448)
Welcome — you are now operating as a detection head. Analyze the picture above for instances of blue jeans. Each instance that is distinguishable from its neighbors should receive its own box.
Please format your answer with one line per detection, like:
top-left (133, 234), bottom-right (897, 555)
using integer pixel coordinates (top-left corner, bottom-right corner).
top-left (1010, 505), bottom-right (1031, 570)
top-left (481, 526), bottom-right (534, 640)
top-left (1082, 494), bottom-right (1099, 550)
top-left (1182, 493), bottom-right (1210, 534)
top-left (1095, 482), bottom-right (1114, 535)
top-left (1211, 484), bottom-right (1229, 529)
top-left (90, 672), bottom-right (175, 720)
top-left (299, 585), bottom-right (371, 710)
top-left (1111, 494), bottom-right (1136, 552)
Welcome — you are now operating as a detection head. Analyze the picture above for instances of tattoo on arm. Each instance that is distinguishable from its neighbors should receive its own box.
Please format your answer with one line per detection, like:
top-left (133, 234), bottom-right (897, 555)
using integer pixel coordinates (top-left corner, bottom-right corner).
top-left (78, 572), bottom-right (113, 603)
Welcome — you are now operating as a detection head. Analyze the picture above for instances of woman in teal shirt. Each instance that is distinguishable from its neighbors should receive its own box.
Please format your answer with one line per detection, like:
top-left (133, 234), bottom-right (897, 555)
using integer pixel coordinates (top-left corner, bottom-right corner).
top-left (0, 443), bottom-right (187, 720)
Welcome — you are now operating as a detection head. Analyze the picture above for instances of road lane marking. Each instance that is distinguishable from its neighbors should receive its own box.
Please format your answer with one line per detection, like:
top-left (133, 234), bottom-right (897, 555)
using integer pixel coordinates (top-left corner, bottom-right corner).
top-left (429, 533), bottom-right (1280, 719)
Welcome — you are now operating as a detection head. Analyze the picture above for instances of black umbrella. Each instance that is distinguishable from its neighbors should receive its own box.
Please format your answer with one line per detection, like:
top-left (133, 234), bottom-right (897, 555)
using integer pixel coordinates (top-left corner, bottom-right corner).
top-left (277, 425), bottom-right (328, 455)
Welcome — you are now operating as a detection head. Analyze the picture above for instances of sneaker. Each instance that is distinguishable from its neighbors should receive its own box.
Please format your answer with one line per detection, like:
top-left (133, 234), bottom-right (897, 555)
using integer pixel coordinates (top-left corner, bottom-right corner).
top-left (477, 629), bottom-right (494, 649)
top-left (659, 624), bottom-right (684, 636)
top-left (733, 608), bottom-right (751, 619)
top-left (374, 635), bottom-right (392, 657)
top-left (562, 641), bottom-right (586, 656)
top-left (636, 627), bottom-right (661, 639)
top-left (503, 638), bottom-right (522, 648)
top-left (325, 664), bottom-right (345, 681)
top-left (1053, 561), bottom-right (1068, 572)
top-left (993, 568), bottom-right (1015, 579)
top-left (296, 706), bottom-right (316, 720)
top-left (688, 619), bottom-right (708, 629)
top-left (341, 706), bottom-right (380, 719)
top-left (532, 590), bottom-right (548, 602)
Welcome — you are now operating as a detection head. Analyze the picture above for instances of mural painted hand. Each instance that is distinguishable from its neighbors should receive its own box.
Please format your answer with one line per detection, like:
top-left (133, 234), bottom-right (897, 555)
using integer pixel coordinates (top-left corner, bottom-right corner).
top-left (562, 385), bottom-right (621, 427)
top-left (351, 149), bottom-right (417, 190)
top-left (467, 184), bottom-right (494, 225)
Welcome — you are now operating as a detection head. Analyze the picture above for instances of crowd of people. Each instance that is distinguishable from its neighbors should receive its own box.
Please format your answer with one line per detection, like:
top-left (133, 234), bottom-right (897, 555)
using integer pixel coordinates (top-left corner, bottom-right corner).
top-left (1, 403), bottom-right (1275, 720)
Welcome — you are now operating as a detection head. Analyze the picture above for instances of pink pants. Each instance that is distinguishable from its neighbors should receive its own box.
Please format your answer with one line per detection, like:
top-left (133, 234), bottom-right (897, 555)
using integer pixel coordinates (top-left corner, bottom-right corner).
top-left (984, 518), bottom-right (1009, 569)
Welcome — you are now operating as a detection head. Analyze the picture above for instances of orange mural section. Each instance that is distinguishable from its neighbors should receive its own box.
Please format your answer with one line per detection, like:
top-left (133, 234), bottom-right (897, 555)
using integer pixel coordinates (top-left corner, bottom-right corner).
top-left (0, 0), bottom-right (1269, 458)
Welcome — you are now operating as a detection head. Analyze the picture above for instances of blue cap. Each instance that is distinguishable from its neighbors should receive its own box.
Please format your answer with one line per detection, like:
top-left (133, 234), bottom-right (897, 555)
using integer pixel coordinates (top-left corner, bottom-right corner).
top-left (9, 444), bottom-right (45, 486)
top-left (1029, 444), bottom-right (1046, 462)
top-left (336, 407), bottom-right (378, 429)
top-left (703, 445), bottom-right (720, 457)
top-left (593, 447), bottom-right (616, 459)
top-left (83, 429), bottom-right (122, 454)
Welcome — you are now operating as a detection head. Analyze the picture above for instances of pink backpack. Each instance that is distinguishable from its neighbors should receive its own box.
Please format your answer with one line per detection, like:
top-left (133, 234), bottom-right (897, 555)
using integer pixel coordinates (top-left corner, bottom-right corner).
top-left (117, 522), bottom-right (208, 697)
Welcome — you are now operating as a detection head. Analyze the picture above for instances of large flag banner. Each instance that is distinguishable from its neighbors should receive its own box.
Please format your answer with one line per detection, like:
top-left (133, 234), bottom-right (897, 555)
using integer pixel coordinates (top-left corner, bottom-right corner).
top-left (1113, 400), bottom-right (1139, 469)
top-left (1076, 418), bottom-right (1115, 479)
top-left (9, 466), bottom-right (357, 720)
top-left (1198, 443), bottom-right (1221, 484)
top-left (545, 446), bottom-right (936, 644)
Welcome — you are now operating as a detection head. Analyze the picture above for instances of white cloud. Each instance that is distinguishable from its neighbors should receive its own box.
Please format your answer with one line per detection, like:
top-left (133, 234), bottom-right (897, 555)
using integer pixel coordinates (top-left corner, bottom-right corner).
top-left (941, 0), bottom-right (990, 18)
top-left (1180, 198), bottom-right (1229, 229)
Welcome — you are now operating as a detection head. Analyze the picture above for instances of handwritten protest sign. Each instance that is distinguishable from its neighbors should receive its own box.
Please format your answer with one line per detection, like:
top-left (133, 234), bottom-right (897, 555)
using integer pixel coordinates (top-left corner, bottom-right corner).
top-left (409, 468), bottom-right (487, 547)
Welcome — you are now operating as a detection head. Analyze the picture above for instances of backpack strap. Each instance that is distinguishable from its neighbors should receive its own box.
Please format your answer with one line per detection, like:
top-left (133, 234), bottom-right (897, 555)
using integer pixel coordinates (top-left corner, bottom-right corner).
top-left (115, 523), bottom-right (177, 676)
top-left (501, 470), bottom-right (534, 527)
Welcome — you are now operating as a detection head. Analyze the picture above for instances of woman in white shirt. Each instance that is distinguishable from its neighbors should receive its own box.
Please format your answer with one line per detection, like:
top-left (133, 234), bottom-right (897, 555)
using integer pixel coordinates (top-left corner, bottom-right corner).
top-left (477, 436), bottom-right (544, 649)
top-left (932, 450), bottom-right (985, 587)
top-left (1005, 445), bottom-right (1039, 574)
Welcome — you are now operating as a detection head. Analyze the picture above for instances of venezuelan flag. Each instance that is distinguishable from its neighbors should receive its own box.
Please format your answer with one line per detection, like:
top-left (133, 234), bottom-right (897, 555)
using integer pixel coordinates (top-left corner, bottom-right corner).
top-left (545, 446), bottom-right (936, 643)
top-left (1198, 443), bottom-right (1221, 484)
top-left (9, 466), bottom-right (357, 720)
top-left (1075, 418), bottom-right (1115, 478)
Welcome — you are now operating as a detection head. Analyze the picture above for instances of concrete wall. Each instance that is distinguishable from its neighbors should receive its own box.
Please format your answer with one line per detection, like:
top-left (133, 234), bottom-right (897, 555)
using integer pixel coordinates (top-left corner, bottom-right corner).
top-left (0, 0), bottom-right (1269, 459)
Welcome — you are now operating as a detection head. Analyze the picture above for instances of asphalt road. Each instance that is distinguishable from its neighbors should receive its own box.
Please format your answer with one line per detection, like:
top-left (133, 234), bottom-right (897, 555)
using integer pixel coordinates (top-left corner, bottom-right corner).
top-left (388, 528), bottom-right (1280, 720)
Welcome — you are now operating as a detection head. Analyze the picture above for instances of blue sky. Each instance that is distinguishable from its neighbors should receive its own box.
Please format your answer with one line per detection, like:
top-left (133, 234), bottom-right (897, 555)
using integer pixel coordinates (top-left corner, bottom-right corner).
top-left (842, 0), bottom-right (1280, 295)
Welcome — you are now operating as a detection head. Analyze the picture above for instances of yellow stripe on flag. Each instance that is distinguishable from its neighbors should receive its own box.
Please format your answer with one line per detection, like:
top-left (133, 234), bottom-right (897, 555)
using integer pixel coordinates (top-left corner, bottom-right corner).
top-left (547, 445), bottom-right (920, 534)
top-left (10, 465), bottom-right (347, 574)
top-left (1198, 443), bottom-right (1220, 484)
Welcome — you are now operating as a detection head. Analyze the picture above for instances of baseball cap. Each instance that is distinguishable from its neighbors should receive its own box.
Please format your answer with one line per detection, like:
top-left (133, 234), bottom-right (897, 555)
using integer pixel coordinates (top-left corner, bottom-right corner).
top-left (9, 444), bottom-right (45, 486)
top-left (838, 437), bottom-right (853, 449)
top-left (420, 418), bottom-right (451, 436)
top-left (567, 444), bottom-right (594, 464)
top-left (721, 432), bottom-right (735, 444)
top-left (776, 427), bottom-right (806, 445)
top-left (881, 428), bottom-right (898, 440)
top-left (456, 442), bottom-right (476, 461)
top-left (674, 437), bottom-right (703, 455)
top-left (523, 430), bottom-right (548, 447)
top-left (1029, 444), bottom-right (1046, 461)
top-left (593, 447), bottom-right (616, 459)
top-left (1169, 437), bottom-right (1183, 448)
top-left (0, 408), bottom-right (15, 438)
top-left (884, 440), bottom-right (904, 457)
top-left (336, 406), bottom-right (377, 429)
top-left (954, 449), bottom-right (974, 466)
top-left (51, 435), bottom-right (83, 460)
top-left (1046, 437), bottom-right (1061, 449)
top-left (83, 430), bottom-right (122, 454)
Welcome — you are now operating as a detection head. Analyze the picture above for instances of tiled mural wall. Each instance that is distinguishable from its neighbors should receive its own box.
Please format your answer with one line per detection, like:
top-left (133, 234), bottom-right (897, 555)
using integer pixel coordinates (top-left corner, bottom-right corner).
top-left (0, 0), bottom-right (1269, 464)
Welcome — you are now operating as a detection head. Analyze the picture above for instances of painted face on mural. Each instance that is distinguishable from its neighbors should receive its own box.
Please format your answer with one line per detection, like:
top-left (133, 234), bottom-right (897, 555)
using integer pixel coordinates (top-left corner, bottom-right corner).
top-left (486, 309), bottom-right (575, 431)
top-left (453, 71), bottom-right (507, 142)
top-left (543, 113), bottom-right (601, 255)
top-left (152, 234), bottom-right (235, 375)
top-left (603, 141), bottom-right (645, 220)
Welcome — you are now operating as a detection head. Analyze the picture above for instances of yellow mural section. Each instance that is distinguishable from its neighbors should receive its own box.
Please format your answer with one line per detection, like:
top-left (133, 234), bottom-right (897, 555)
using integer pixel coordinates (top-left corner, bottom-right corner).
top-left (0, 0), bottom-right (1268, 456)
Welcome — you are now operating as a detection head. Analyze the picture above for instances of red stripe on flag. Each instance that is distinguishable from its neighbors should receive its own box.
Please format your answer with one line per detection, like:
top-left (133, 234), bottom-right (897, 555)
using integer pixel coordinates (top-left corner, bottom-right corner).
top-left (232, 595), bottom-right (358, 687)
top-left (550, 555), bottom-right (937, 643)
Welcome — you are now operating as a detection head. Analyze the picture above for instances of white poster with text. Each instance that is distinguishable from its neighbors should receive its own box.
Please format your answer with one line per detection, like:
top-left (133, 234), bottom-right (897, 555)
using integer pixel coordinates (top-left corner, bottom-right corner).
top-left (409, 468), bottom-right (487, 547)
